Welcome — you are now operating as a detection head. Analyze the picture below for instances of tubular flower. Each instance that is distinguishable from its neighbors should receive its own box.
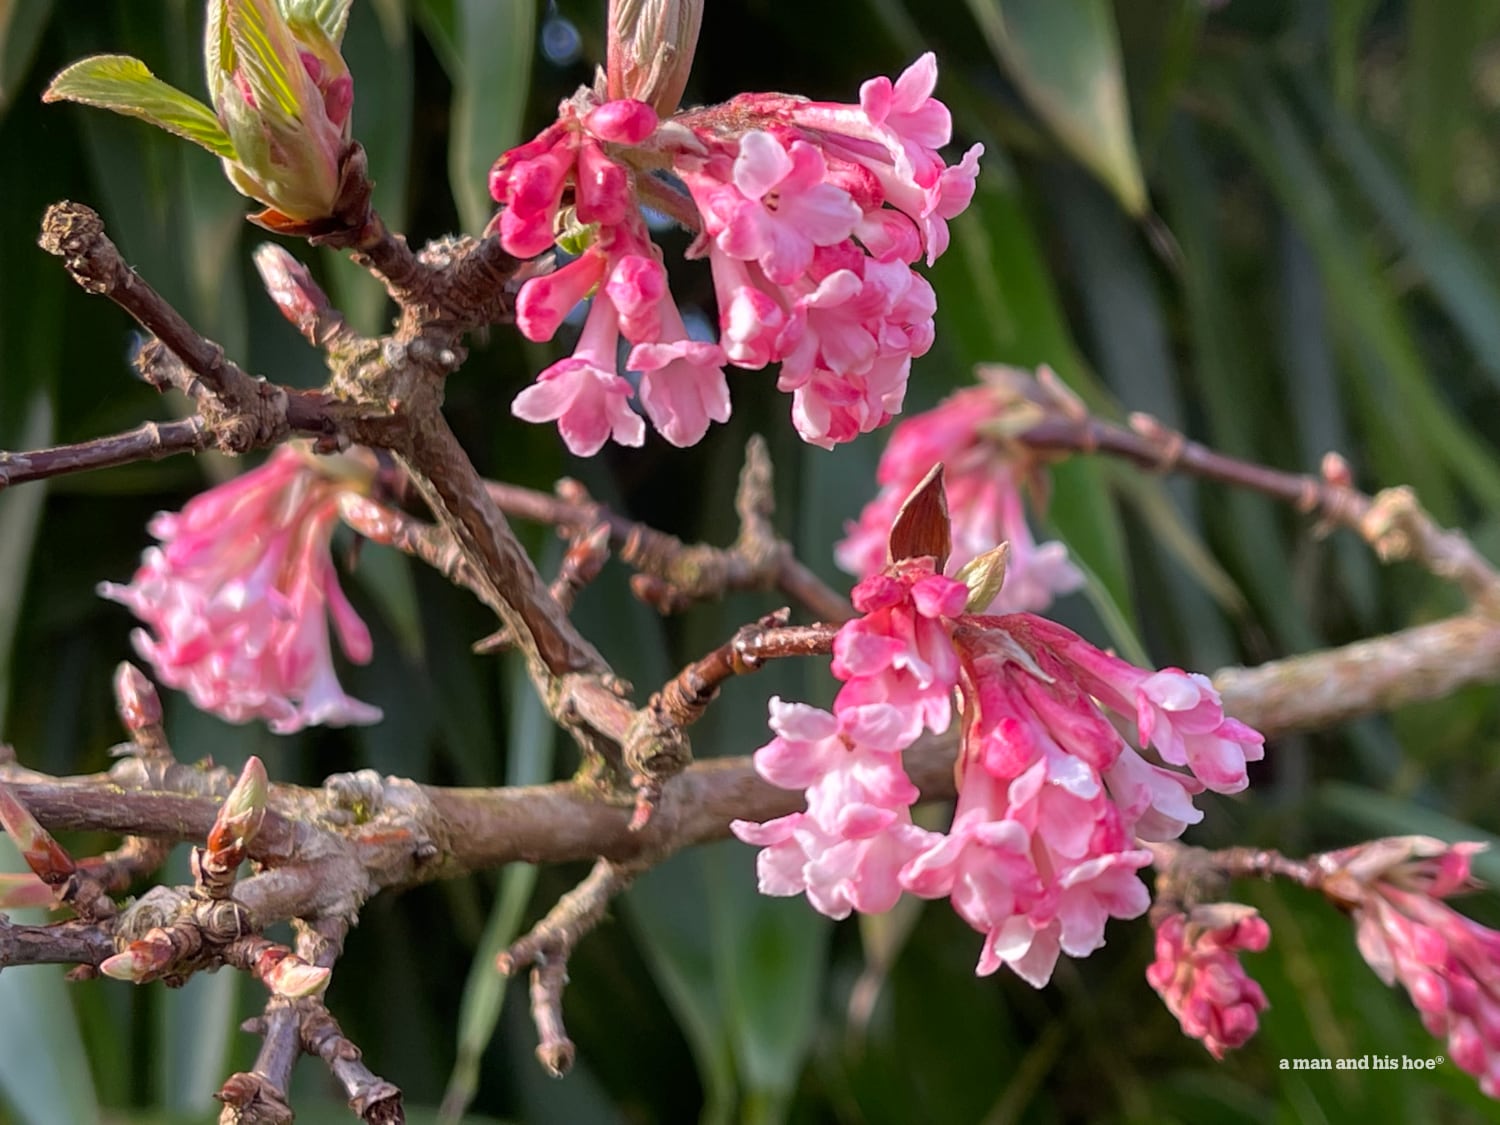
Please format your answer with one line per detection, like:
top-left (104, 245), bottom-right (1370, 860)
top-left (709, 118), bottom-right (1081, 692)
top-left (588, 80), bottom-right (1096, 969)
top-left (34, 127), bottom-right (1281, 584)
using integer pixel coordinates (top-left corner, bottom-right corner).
top-left (733, 477), bottom-right (1265, 988)
top-left (837, 368), bottom-right (1084, 613)
top-left (1147, 904), bottom-right (1271, 1059)
top-left (490, 52), bottom-right (982, 454)
top-left (99, 445), bottom-right (381, 734)
top-left (1325, 837), bottom-right (1500, 1098)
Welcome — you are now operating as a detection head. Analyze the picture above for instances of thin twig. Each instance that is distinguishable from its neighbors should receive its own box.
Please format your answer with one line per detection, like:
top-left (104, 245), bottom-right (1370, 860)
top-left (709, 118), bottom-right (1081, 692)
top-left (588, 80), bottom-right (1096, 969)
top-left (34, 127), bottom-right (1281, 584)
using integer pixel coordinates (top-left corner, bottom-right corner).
top-left (1017, 372), bottom-right (1500, 613)
top-left (497, 856), bottom-right (646, 1077)
top-left (0, 418), bottom-right (210, 490)
top-left (483, 441), bottom-right (853, 623)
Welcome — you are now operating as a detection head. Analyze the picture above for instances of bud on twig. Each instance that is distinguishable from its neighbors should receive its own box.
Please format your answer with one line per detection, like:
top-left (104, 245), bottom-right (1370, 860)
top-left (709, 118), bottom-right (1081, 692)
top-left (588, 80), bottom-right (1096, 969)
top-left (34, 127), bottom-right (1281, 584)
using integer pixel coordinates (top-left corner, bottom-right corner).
top-left (606, 0), bottom-right (703, 116)
top-left (100, 932), bottom-right (178, 983)
top-left (208, 758), bottom-right (269, 860)
top-left (44, 0), bottom-right (356, 223)
top-left (113, 662), bottom-right (163, 733)
top-left (252, 945), bottom-right (331, 998)
top-left (252, 243), bottom-right (342, 345)
top-left (0, 783), bottom-right (76, 886)
top-left (199, 757), bottom-right (269, 894)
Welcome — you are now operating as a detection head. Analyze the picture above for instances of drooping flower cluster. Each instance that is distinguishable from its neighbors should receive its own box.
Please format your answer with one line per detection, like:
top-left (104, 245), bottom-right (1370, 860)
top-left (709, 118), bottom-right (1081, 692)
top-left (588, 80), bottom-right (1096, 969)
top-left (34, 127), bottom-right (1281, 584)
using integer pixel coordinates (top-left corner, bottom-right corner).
top-left (99, 445), bottom-right (380, 734)
top-left (490, 53), bottom-right (982, 455)
top-left (1327, 837), bottom-right (1500, 1096)
top-left (1147, 904), bottom-right (1271, 1059)
top-left (837, 367), bottom-right (1084, 612)
top-left (732, 495), bottom-right (1264, 987)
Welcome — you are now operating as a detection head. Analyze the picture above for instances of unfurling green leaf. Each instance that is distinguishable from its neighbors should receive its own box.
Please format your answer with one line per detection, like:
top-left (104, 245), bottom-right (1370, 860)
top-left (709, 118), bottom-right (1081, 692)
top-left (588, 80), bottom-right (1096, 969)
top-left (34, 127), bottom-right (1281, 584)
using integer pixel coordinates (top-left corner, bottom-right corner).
top-left (42, 54), bottom-right (235, 158)
top-left (280, 0), bottom-right (355, 45)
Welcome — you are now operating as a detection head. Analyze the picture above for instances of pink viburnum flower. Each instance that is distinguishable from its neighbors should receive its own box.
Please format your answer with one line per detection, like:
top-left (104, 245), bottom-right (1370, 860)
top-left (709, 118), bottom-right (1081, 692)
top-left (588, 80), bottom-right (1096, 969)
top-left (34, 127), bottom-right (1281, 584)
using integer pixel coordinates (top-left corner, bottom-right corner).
top-left (1147, 904), bottom-right (1271, 1059)
top-left (99, 446), bottom-right (381, 734)
top-left (733, 490), bottom-right (1266, 988)
top-left (837, 368), bottom-right (1084, 612)
top-left (1322, 837), bottom-right (1500, 1097)
top-left (489, 51), bottom-right (981, 453)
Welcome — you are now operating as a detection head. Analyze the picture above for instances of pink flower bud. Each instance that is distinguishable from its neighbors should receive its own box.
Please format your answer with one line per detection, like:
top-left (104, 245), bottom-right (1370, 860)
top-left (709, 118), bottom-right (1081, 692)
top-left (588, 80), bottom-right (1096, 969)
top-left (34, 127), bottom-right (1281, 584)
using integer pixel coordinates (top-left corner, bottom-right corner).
top-left (586, 99), bottom-right (660, 145)
top-left (113, 662), bottom-right (163, 733)
top-left (1148, 906), bottom-right (1270, 1059)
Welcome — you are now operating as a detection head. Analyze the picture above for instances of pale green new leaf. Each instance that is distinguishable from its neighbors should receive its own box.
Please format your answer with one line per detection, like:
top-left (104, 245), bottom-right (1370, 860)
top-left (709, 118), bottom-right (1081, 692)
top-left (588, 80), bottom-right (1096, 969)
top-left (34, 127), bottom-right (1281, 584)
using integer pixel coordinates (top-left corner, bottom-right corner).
top-left (279, 0), bottom-right (353, 44)
top-left (222, 0), bottom-right (305, 126)
top-left (42, 55), bottom-right (234, 158)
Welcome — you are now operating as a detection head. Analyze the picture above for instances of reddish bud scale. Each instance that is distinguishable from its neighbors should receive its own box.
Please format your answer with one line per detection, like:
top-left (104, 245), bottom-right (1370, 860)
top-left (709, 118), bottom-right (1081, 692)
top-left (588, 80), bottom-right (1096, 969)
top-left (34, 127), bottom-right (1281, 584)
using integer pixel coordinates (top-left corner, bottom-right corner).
top-left (113, 662), bottom-right (163, 731)
top-left (0, 783), bottom-right (75, 884)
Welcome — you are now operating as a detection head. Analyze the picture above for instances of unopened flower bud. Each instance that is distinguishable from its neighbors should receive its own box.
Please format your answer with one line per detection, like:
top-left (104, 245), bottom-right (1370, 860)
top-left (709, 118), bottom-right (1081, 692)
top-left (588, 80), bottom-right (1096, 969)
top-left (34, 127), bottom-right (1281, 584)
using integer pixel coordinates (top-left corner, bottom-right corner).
top-left (955, 542), bottom-right (1010, 613)
top-left (0, 783), bottom-right (75, 885)
top-left (207, 757), bottom-right (269, 860)
top-left (260, 950), bottom-right (331, 997)
top-left (606, 0), bottom-right (703, 117)
top-left (205, 0), bottom-right (353, 220)
top-left (252, 243), bottom-right (337, 344)
top-left (113, 662), bottom-right (163, 733)
top-left (100, 934), bottom-right (175, 983)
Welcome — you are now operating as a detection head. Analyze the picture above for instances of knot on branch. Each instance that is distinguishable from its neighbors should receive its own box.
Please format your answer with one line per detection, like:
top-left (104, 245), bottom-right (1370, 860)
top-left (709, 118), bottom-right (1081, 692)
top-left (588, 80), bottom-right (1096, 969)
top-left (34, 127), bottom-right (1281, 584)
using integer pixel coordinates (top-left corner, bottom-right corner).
top-left (38, 201), bottom-right (114, 293)
top-left (622, 706), bottom-right (692, 830)
top-left (217, 1070), bottom-right (295, 1124)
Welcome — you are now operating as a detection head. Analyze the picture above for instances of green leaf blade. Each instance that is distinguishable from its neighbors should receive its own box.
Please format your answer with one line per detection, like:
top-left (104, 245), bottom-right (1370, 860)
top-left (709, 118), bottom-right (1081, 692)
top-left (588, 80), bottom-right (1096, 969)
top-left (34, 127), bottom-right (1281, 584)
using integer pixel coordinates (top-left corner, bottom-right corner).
top-left (43, 54), bottom-right (234, 158)
top-left (969, 0), bottom-right (1147, 215)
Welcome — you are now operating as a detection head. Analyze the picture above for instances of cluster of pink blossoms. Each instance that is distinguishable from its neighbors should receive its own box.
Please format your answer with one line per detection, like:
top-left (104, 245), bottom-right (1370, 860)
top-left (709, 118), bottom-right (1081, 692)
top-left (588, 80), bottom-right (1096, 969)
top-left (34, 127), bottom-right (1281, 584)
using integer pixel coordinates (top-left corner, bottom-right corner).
top-left (1147, 904), bottom-right (1271, 1059)
top-left (1331, 838), bottom-right (1500, 1095)
top-left (732, 554), bottom-right (1264, 986)
top-left (837, 368), bottom-right (1084, 611)
top-left (99, 446), bottom-right (380, 734)
top-left (490, 53), bottom-right (981, 455)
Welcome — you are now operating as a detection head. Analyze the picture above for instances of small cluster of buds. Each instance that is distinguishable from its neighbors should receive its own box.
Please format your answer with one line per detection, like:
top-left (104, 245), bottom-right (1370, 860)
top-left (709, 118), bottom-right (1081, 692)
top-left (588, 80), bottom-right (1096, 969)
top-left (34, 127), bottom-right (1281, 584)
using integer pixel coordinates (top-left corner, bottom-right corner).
top-left (1147, 904), bottom-right (1271, 1058)
top-left (491, 53), bottom-right (982, 454)
top-left (1322, 837), bottom-right (1500, 1096)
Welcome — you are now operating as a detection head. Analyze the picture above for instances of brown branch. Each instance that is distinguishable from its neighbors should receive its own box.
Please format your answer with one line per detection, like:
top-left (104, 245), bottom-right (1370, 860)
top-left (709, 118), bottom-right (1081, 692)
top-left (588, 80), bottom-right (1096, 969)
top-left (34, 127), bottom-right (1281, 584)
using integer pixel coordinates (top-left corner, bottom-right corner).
top-left (497, 856), bottom-right (646, 1077)
top-left (483, 438), bottom-right (853, 623)
top-left (5, 609), bottom-right (1496, 904)
top-left (1211, 612), bottom-right (1500, 734)
top-left (0, 915), bottom-right (115, 969)
top-left (302, 1004), bottom-right (403, 1123)
top-left (0, 418), bottom-right (210, 490)
top-left (41, 203), bottom-right (281, 439)
top-left (1015, 371), bottom-right (1500, 613)
top-left (398, 415), bottom-right (610, 681)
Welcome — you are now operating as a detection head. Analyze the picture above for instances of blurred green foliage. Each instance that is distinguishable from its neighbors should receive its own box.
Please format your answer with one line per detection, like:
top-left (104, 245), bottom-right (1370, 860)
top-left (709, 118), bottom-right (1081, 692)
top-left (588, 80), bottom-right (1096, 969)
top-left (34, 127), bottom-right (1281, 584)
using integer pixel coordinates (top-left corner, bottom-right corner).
top-left (2, 0), bottom-right (1500, 1121)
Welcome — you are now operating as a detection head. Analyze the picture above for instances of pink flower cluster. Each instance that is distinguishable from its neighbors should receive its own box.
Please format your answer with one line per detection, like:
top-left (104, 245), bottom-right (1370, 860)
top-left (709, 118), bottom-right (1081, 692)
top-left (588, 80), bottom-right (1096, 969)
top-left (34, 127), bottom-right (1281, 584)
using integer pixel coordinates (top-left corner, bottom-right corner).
top-left (99, 446), bottom-right (380, 734)
top-left (837, 371), bottom-right (1084, 612)
top-left (1340, 839), bottom-right (1500, 1096)
top-left (490, 53), bottom-right (981, 455)
top-left (1147, 904), bottom-right (1271, 1059)
top-left (732, 561), bottom-right (1265, 987)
